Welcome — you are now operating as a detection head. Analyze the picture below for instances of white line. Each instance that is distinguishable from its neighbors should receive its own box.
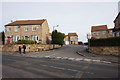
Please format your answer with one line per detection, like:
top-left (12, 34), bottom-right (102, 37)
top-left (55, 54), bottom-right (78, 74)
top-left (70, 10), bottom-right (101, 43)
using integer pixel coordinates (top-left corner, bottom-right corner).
top-left (50, 66), bottom-right (65, 70)
top-left (84, 59), bottom-right (91, 62)
top-left (102, 61), bottom-right (111, 64)
top-left (67, 69), bottom-right (78, 72)
top-left (68, 58), bottom-right (75, 60)
top-left (75, 58), bottom-right (83, 61)
top-left (92, 60), bottom-right (100, 62)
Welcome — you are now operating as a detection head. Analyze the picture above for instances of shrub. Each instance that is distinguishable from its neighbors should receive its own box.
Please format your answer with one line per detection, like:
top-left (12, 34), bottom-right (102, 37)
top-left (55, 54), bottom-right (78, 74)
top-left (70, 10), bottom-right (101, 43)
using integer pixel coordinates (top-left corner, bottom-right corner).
top-left (17, 40), bottom-right (36, 44)
top-left (90, 37), bottom-right (120, 47)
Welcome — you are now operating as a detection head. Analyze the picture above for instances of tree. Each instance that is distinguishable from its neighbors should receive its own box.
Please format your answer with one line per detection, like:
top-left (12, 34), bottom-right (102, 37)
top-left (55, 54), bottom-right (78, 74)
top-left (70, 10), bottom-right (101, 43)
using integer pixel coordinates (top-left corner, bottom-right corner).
top-left (52, 30), bottom-right (65, 45)
top-left (1, 31), bottom-right (5, 45)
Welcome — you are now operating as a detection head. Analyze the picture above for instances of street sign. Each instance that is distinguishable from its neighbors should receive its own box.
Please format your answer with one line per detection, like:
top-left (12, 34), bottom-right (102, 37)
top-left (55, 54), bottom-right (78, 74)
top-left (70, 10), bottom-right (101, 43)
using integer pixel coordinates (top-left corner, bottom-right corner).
top-left (87, 33), bottom-right (91, 39)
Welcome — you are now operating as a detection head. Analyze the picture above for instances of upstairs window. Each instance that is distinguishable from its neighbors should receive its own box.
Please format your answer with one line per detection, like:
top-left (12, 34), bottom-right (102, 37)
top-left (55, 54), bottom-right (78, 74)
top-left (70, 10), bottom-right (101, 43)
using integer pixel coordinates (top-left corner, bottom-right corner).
top-left (25, 26), bottom-right (28, 31)
top-left (33, 26), bottom-right (36, 31)
top-left (97, 32), bottom-right (100, 35)
top-left (15, 27), bottom-right (18, 32)
top-left (103, 31), bottom-right (106, 35)
top-left (7, 27), bottom-right (11, 32)
top-left (93, 32), bottom-right (96, 35)
top-left (71, 36), bottom-right (73, 39)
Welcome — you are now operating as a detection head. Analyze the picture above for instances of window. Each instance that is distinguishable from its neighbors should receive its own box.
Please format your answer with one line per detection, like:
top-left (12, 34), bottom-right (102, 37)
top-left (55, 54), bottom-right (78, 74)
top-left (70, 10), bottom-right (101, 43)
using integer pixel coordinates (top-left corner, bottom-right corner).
top-left (33, 26), bottom-right (36, 31)
top-left (7, 27), bottom-right (11, 32)
top-left (75, 36), bottom-right (77, 39)
top-left (24, 35), bottom-right (29, 40)
top-left (25, 26), bottom-right (28, 31)
top-left (15, 27), bottom-right (18, 32)
top-left (71, 36), bottom-right (73, 39)
top-left (103, 31), bottom-right (106, 35)
top-left (32, 35), bottom-right (38, 41)
top-left (13, 35), bottom-right (19, 42)
top-left (110, 31), bottom-right (113, 35)
top-left (93, 32), bottom-right (96, 35)
top-left (97, 32), bottom-right (100, 35)
top-left (117, 32), bottom-right (120, 37)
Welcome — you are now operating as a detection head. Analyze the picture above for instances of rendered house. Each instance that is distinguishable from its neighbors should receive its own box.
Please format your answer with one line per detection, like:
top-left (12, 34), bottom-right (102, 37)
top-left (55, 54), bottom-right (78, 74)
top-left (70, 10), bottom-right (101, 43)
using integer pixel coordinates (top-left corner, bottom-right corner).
top-left (5, 19), bottom-right (49, 44)
top-left (113, 12), bottom-right (120, 37)
top-left (64, 33), bottom-right (78, 45)
top-left (91, 25), bottom-right (108, 39)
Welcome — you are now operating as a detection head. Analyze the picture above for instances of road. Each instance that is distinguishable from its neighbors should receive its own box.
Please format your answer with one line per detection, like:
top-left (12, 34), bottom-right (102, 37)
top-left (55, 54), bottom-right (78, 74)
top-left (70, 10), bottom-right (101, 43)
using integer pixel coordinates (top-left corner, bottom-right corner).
top-left (2, 45), bottom-right (119, 78)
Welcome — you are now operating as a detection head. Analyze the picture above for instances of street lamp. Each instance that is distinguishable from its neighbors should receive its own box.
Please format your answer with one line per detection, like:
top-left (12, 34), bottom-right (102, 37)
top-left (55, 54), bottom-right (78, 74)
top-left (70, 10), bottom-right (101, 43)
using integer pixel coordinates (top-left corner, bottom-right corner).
top-left (53, 25), bottom-right (59, 31)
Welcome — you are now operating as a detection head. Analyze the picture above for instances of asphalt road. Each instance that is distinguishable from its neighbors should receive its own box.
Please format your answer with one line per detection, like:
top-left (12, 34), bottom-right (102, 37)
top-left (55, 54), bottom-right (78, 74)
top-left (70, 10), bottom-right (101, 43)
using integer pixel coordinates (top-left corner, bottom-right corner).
top-left (2, 54), bottom-right (119, 78)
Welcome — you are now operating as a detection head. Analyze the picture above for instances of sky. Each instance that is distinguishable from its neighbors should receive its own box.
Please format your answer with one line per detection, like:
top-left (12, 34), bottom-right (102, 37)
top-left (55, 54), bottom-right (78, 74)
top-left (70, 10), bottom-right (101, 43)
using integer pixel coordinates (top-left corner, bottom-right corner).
top-left (1, 0), bottom-right (119, 42)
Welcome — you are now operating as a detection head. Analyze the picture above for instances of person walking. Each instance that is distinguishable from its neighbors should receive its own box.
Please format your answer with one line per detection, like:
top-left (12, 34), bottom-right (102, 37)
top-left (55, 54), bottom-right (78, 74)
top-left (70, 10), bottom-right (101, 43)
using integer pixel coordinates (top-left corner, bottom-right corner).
top-left (19, 45), bottom-right (22, 54)
top-left (23, 44), bottom-right (26, 54)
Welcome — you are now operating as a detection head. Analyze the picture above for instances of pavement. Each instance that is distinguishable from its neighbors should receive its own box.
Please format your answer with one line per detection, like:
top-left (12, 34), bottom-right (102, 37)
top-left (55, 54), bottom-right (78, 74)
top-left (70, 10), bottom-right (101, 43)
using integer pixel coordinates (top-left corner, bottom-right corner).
top-left (2, 45), bottom-right (119, 64)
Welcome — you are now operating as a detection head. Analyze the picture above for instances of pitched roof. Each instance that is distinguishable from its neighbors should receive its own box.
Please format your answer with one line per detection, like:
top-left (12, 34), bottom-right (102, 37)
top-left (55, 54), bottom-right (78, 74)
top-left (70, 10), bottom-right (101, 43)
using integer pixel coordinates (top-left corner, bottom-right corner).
top-left (108, 28), bottom-right (114, 31)
top-left (68, 33), bottom-right (78, 36)
top-left (91, 25), bottom-right (108, 32)
top-left (5, 19), bottom-right (46, 26)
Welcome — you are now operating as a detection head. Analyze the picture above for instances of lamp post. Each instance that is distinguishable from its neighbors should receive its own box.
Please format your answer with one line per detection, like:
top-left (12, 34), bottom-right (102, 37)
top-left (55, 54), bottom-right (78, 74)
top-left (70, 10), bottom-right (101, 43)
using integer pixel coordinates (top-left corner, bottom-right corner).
top-left (52, 25), bottom-right (59, 49)
top-left (87, 33), bottom-right (91, 53)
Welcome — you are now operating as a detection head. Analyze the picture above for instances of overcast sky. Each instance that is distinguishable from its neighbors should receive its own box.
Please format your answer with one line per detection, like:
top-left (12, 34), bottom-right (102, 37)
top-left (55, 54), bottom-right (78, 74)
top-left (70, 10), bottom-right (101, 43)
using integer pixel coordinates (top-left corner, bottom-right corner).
top-left (1, 1), bottom-right (119, 42)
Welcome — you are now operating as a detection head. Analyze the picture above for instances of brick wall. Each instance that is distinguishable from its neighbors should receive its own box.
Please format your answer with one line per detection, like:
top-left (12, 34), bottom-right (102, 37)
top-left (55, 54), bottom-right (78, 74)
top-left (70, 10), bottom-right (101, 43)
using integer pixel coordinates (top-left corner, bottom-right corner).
top-left (1, 44), bottom-right (61, 52)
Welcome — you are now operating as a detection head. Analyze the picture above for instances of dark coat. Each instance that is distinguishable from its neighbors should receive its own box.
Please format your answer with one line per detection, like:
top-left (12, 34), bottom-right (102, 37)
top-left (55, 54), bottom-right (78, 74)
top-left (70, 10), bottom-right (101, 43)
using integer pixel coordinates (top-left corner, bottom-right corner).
top-left (19, 46), bottom-right (21, 51)
top-left (23, 45), bottom-right (26, 49)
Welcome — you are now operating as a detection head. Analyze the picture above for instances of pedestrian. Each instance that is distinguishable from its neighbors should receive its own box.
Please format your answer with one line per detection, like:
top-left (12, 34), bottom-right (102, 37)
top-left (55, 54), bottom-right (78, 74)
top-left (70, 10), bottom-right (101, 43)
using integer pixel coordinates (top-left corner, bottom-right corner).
top-left (19, 45), bottom-right (22, 54)
top-left (23, 44), bottom-right (26, 54)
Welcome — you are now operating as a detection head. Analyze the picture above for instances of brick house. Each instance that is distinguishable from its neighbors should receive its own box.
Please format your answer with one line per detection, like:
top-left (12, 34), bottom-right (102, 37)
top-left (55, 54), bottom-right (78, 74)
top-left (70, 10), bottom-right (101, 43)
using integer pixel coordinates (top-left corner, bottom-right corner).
top-left (113, 12), bottom-right (120, 37)
top-left (91, 25), bottom-right (109, 39)
top-left (5, 19), bottom-right (49, 44)
top-left (108, 28), bottom-right (114, 38)
top-left (64, 33), bottom-right (78, 45)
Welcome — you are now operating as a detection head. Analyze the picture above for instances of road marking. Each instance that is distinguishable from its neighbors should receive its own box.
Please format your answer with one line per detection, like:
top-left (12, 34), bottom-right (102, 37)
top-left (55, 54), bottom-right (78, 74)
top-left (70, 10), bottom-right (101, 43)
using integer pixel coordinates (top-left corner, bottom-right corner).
top-left (68, 58), bottom-right (75, 60)
top-left (102, 61), bottom-right (111, 64)
top-left (56, 57), bottom-right (62, 59)
top-left (92, 60), bottom-right (100, 62)
top-left (84, 59), bottom-right (91, 62)
top-left (62, 57), bottom-right (68, 59)
top-left (50, 66), bottom-right (65, 70)
top-left (75, 58), bottom-right (83, 61)
top-left (67, 69), bottom-right (78, 72)
top-left (45, 56), bottom-right (50, 58)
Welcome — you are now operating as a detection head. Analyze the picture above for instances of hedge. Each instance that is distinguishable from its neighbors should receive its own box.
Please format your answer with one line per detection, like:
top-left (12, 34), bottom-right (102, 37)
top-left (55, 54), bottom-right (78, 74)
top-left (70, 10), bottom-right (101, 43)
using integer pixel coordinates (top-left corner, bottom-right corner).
top-left (90, 37), bottom-right (120, 46)
top-left (17, 40), bottom-right (37, 44)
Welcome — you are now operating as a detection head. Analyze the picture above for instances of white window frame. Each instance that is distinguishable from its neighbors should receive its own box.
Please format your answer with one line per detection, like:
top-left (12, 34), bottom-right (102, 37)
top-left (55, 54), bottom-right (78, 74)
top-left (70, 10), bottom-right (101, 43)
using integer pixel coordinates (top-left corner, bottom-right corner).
top-left (25, 26), bottom-right (29, 31)
top-left (32, 35), bottom-right (39, 41)
top-left (15, 27), bottom-right (18, 32)
top-left (7, 27), bottom-right (11, 32)
top-left (13, 35), bottom-right (19, 42)
top-left (33, 26), bottom-right (36, 31)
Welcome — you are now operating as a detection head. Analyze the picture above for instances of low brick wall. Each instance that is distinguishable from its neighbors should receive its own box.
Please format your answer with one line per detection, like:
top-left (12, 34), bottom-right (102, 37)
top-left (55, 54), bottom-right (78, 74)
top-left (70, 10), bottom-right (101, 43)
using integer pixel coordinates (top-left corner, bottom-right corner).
top-left (1, 44), bottom-right (61, 52)
top-left (90, 46), bottom-right (120, 56)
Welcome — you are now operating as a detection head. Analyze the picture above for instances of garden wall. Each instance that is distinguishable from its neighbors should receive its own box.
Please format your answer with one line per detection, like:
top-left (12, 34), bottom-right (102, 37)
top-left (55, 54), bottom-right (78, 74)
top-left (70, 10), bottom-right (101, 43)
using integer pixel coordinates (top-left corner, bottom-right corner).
top-left (1, 44), bottom-right (61, 52)
top-left (90, 46), bottom-right (120, 56)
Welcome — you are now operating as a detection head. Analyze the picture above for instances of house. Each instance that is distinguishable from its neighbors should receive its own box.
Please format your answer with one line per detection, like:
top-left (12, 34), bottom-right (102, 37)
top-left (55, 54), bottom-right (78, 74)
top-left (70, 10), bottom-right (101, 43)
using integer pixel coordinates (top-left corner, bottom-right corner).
top-left (91, 25), bottom-right (108, 39)
top-left (113, 12), bottom-right (120, 37)
top-left (64, 33), bottom-right (78, 45)
top-left (108, 28), bottom-right (114, 38)
top-left (5, 19), bottom-right (49, 44)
